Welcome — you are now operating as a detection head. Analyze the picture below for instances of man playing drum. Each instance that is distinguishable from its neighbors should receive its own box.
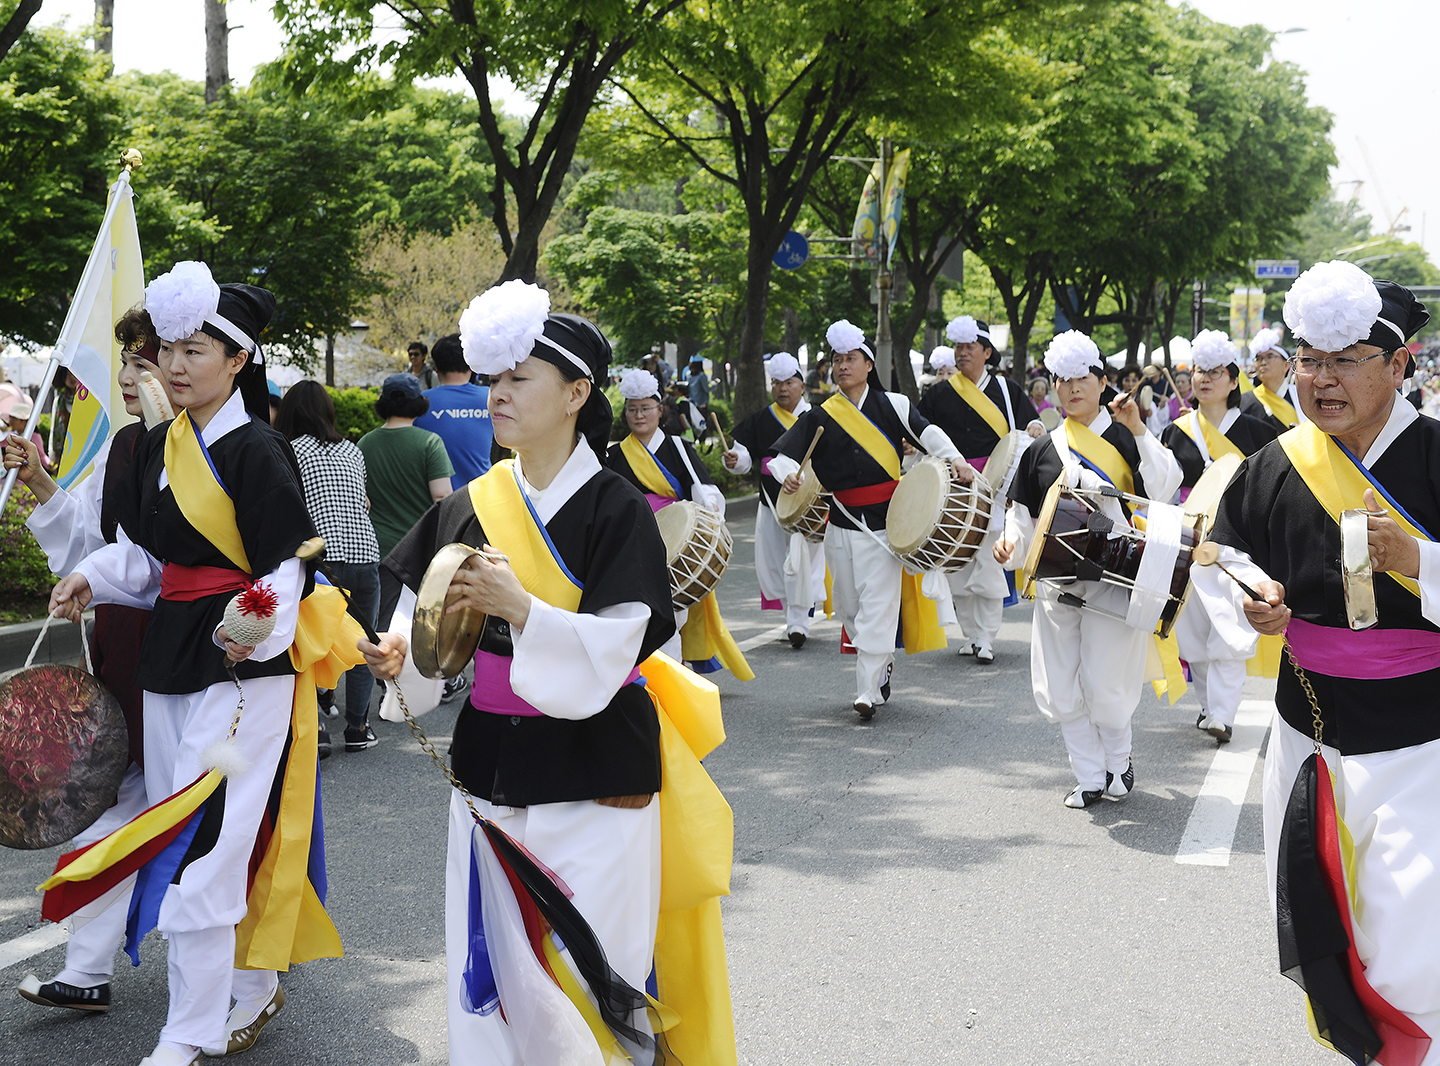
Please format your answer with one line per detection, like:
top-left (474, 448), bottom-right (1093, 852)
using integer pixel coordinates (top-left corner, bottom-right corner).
top-left (1240, 326), bottom-right (1305, 433)
top-left (770, 319), bottom-right (974, 720)
top-left (1159, 329), bottom-right (1277, 743)
top-left (1194, 263), bottom-right (1440, 1063)
top-left (724, 352), bottom-right (826, 647)
top-left (918, 315), bottom-right (1044, 662)
top-left (995, 330), bottom-right (1183, 808)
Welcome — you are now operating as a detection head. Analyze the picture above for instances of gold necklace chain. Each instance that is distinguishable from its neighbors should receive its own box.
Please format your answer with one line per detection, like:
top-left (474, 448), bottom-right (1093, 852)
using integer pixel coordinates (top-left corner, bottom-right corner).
top-left (1283, 639), bottom-right (1326, 750)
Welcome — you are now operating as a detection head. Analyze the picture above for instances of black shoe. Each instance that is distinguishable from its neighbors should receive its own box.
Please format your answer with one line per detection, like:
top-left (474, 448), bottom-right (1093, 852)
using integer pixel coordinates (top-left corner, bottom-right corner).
top-left (442, 675), bottom-right (471, 702)
top-left (317, 725), bottom-right (332, 761)
top-left (1064, 786), bottom-right (1104, 809)
top-left (853, 700), bottom-right (876, 720)
top-left (879, 662), bottom-right (893, 703)
top-left (344, 724), bottom-right (378, 752)
top-left (1104, 760), bottom-right (1135, 801)
top-left (318, 687), bottom-right (339, 719)
top-left (788, 630), bottom-right (806, 649)
top-left (17, 975), bottom-right (110, 1012)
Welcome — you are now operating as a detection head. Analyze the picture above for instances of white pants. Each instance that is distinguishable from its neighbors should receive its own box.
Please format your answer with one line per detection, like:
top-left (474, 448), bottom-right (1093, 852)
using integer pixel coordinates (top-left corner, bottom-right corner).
top-left (1031, 581), bottom-right (1150, 789)
top-left (56, 762), bottom-right (149, 985)
top-left (825, 523), bottom-right (902, 705)
top-left (445, 790), bottom-right (662, 1065)
top-left (145, 676), bottom-right (294, 1048)
top-left (754, 503), bottom-right (826, 635)
top-left (948, 544), bottom-right (1007, 649)
top-left (1173, 595), bottom-right (1251, 729)
top-left (1264, 717), bottom-right (1440, 1061)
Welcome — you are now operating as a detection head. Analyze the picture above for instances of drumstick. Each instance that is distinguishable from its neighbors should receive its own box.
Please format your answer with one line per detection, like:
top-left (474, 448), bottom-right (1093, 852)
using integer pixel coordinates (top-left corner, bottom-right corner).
top-left (1160, 366), bottom-right (1189, 412)
top-left (1108, 377), bottom-right (1146, 415)
top-left (798, 424), bottom-right (825, 471)
top-left (710, 411), bottom-right (730, 453)
top-left (1191, 542), bottom-right (1262, 600)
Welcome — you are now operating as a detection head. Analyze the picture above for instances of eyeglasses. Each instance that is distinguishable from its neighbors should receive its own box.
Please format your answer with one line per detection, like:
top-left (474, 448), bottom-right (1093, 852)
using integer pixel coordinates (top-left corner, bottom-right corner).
top-left (1292, 351), bottom-right (1390, 377)
top-left (1192, 367), bottom-right (1230, 382)
top-left (624, 404), bottom-right (660, 416)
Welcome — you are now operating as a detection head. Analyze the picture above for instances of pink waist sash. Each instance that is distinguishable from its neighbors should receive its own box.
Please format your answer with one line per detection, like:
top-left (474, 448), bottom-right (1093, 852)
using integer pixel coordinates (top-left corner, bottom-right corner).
top-left (760, 457), bottom-right (773, 477)
top-left (969, 455), bottom-right (988, 473)
top-left (470, 649), bottom-right (643, 716)
top-left (644, 493), bottom-right (674, 514)
top-left (1286, 617), bottom-right (1440, 680)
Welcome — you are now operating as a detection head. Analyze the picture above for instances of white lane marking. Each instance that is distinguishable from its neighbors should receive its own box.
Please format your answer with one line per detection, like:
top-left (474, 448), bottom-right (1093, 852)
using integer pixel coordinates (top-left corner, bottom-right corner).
top-left (0, 923), bottom-right (67, 972)
top-left (733, 619), bottom-right (841, 652)
top-left (1175, 699), bottom-right (1273, 867)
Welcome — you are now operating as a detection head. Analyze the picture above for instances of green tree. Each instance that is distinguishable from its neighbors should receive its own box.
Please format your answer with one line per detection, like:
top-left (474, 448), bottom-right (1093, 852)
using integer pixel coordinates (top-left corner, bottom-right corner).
top-left (274, 0), bottom-right (686, 283)
top-left (0, 23), bottom-right (125, 344)
top-left (0, 0), bottom-right (42, 68)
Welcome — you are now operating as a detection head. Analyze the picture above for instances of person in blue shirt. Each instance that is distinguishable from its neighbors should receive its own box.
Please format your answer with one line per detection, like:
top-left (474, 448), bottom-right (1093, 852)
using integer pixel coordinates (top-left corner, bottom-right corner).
top-left (686, 355), bottom-right (712, 442)
top-left (414, 332), bottom-right (494, 487)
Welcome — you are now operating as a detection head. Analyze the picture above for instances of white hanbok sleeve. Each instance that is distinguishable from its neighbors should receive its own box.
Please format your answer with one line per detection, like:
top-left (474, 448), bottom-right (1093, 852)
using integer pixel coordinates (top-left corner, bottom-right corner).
top-left (692, 482), bottom-right (727, 516)
top-left (727, 441), bottom-right (752, 476)
top-left (1002, 505), bottom-right (1036, 572)
top-left (918, 424), bottom-right (962, 461)
top-left (1135, 430), bottom-right (1183, 504)
top-left (211, 557), bottom-right (306, 663)
top-left (509, 600), bottom-right (652, 720)
top-left (72, 526), bottom-right (164, 610)
top-left (1190, 544), bottom-right (1272, 654)
top-left (768, 454), bottom-right (800, 483)
top-left (1414, 539), bottom-right (1440, 628)
top-left (25, 437), bottom-right (111, 574)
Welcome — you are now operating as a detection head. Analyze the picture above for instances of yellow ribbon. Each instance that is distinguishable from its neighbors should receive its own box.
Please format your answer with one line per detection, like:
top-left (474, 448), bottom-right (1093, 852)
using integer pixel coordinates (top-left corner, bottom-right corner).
top-left (1253, 383), bottom-right (1299, 429)
top-left (948, 372), bottom-right (1010, 439)
top-left (1063, 418), bottom-right (1135, 495)
top-left (680, 592), bottom-right (755, 680)
top-left (821, 394), bottom-right (902, 481)
top-left (1147, 633), bottom-right (1188, 704)
top-left (1278, 421), bottom-right (1426, 599)
top-left (1177, 410), bottom-right (1246, 464)
top-left (163, 409), bottom-right (251, 573)
top-left (619, 434), bottom-right (680, 500)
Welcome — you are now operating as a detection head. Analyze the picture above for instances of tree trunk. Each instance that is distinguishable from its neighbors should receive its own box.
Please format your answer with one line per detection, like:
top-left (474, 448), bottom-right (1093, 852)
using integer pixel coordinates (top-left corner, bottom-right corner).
top-left (783, 306), bottom-right (799, 358)
top-left (890, 276), bottom-right (931, 401)
top-left (735, 246), bottom-right (772, 423)
top-left (0, 0), bottom-right (43, 67)
top-left (204, 0), bottom-right (229, 104)
top-left (94, 0), bottom-right (114, 55)
top-left (325, 334), bottom-right (335, 387)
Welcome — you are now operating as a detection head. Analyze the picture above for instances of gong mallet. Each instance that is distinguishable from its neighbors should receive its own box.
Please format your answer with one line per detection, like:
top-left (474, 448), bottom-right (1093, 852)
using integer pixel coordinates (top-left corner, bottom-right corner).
top-left (1191, 542), bottom-right (1263, 601)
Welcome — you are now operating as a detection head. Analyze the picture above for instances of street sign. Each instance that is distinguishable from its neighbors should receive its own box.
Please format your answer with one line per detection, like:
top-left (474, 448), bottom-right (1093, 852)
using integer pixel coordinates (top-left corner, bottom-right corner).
top-left (1253, 259), bottom-right (1301, 279)
top-left (774, 231), bottom-right (809, 271)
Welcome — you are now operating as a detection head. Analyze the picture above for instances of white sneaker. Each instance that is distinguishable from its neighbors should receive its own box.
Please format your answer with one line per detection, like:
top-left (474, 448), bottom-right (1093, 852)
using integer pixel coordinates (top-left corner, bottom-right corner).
top-left (974, 643), bottom-right (995, 663)
top-left (958, 643), bottom-right (976, 657)
top-left (1064, 785), bottom-right (1103, 809)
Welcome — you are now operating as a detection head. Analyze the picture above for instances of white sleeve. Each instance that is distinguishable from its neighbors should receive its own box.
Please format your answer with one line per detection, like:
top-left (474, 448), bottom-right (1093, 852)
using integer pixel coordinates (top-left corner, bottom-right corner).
top-left (213, 557), bottom-right (306, 662)
top-left (509, 600), bottom-right (652, 720)
top-left (72, 526), bottom-right (164, 610)
top-left (1415, 539), bottom-right (1440, 627)
top-left (768, 454), bottom-right (800, 482)
top-left (727, 441), bottom-right (752, 475)
top-left (1135, 430), bottom-right (1183, 505)
top-left (692, 482), bottom-right (727, 517)
top-left (918, 424), bottom-right (962, 462)
top-left (25, 438), bottom-right (111, 574)
top-left (1002, 504), bottom-right (1035, 571)
top-left (1190, 544), bottom-right (1270, 654)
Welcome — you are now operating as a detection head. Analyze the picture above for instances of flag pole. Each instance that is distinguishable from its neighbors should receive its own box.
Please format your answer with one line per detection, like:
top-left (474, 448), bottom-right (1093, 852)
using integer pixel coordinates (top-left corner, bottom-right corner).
top-left (0, 150), bottom-right (142, 514)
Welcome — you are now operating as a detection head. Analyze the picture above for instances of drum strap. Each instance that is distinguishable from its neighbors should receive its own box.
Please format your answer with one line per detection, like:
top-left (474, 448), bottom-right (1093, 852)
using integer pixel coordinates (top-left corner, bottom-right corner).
top-left (1277, 421), bottom-right (1432, 600)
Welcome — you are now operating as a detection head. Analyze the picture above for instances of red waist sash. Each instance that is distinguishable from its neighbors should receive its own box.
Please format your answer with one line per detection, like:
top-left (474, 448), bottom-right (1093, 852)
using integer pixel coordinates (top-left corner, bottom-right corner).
top-left (160, 563), bottom-right (251, 602)
top-left (1286, 617), bottom-right (1440, 680)
top-left (471, 649), bottom-right (643, 717)
top-left (832, 481), bottom-right (898, 508)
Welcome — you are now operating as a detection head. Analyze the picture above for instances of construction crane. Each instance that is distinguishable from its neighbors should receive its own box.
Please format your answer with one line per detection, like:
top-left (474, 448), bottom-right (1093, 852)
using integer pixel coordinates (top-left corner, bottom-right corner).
top-left (1355, 136), bottom-right (1411, 236)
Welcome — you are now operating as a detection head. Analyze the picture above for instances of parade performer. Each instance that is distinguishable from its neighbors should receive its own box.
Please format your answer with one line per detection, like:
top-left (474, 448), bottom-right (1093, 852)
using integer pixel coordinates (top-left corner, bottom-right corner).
top-left (917, 315), bottom-right (1045, 662)
top-left (1195, 262), bottom-right (1440, 1065)
top-left (4, 312), bottom-right (173, 1014)
top-left (360, 280), bottom-right (735, 1066)
top-left (1241, 326), bottom-right (1305, 432)
top-left (995, 331), bottom-right (1183, 807)
top-left (770, 320), bottom-right (973, 719)
top-left (724, 352), bottom-right (826, 647)
top-left (1158, 330), bottom-right (1278, 743)
top-left (40, 262), bottom-right (362, 1066)
top-left (608, 367), bottom-right (752, 679)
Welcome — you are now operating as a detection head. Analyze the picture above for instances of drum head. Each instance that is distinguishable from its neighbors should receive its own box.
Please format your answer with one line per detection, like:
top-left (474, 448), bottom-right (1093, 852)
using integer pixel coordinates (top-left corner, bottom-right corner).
top-left (1184, 452), bottom-right (1243, 538)
top-left (985, 432), bottom-right (1019, 491)
top-left (775, 461), bottom-right (823, 526)
top-left (654, 501), bottom-right (699, 566)
top-left (1021, 472), bottom-right (1067, 598)
top-left (886, 457), bottom-right (949, 555)
top-left (412, 542), bottom-right (490, 680)
top-left (1039, 407), bottom-right (1062, 431)
top-left (0, 664), bottom-right (128, 850)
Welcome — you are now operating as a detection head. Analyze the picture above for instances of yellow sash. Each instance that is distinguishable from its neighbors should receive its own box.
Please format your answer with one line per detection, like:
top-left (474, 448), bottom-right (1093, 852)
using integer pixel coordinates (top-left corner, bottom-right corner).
top-left (822, 393), bottom-right (902, 480)
top-left (680, 592), bottom-right (756, 680)
top-left (1237, 370), bottom-right (1254, 395)
top-left (1177, 410), bottom-right (1246, 465)
top-left (1278, 421), bottom-right (1428, 599)
top-left (769, 402), bottom-right (798, 430)
top-left (1253, 383), bottom-right (1299, 429)
top-left (1147, 632), bottom-right (1188, 704)
top-left (900, 572), bottom-right (947, 654)
top-left (620, 433), bottom-right (680, 499)
top-left (1063, 418), bottom-right (1135, 495)
top-left (949, 372), bottom-right (1010, 439)
top-left (469, 461), bottom-right (737, 1064)
top-left (164, 410), bottom-right (251, 572)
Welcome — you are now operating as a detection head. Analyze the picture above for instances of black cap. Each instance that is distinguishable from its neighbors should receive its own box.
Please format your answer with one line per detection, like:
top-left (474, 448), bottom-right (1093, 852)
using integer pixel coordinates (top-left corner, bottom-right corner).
top-left (1368, 280), bottom-right (1429, 349)
top-left (381, 373), bottom-right (424, 401)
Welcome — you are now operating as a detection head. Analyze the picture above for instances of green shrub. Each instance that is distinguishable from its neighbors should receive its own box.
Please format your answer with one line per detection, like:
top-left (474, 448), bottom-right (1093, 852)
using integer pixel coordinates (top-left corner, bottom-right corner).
top-left (328, 386), bottom-right (382, 441)
top-left (1, 490), bottom-right (57, 594)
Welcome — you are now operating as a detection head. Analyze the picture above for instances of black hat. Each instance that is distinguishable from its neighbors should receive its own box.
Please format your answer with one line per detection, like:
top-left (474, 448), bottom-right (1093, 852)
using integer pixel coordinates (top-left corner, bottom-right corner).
top-left (540, 313), bottom-right (613, 382)
top-left (381, 373), bottom-right (424, 402)
top-left (1369, 280), bottom-right (1430, 350)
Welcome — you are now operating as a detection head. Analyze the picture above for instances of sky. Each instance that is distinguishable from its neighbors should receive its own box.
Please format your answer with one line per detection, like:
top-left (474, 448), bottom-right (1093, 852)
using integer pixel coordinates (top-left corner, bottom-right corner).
top-left (37, 0), bottom-right (1440, 259)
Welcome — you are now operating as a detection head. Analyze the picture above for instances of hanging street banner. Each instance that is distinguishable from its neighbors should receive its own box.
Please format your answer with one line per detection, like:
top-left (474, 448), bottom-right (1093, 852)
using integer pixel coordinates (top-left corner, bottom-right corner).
top-left (880, 149), bottom-right (911, 264)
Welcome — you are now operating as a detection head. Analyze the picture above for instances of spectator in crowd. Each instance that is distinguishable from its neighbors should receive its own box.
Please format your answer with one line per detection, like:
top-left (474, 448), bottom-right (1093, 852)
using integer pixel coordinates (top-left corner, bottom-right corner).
top-left (806, 355), bottom-right (832, 405)
top-left (1028, 376), bottom-right (1055, 415)
top-left (267, 378), bottom-right (282, 427)
top-left (413, 333), bottom-right (493, 488)
top-left (407, 341), bottom-right (438, 391)
top-left (277, 381), bottom-right (383, 754)
top-left (358, 373), bottom-right (453, 643)
top-left (687, 354), bottom-right (712, 438)
top-left (6, 399), bottom-right (50, 471)
top-left (660, 382), bottom-right (692, 438)
top-left (641, 353), bottom-right (673, 393)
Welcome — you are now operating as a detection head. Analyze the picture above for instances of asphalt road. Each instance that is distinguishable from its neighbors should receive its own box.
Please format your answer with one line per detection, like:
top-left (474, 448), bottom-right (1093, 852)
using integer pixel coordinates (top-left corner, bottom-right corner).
top-left (0, 495), bottom-right (1332, 1066)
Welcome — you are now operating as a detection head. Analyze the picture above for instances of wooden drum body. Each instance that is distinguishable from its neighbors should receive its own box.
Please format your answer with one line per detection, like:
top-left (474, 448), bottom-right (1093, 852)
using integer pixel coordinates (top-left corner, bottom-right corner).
top-left (656, 501), bottom-right (733, 611)
top-left (774, 461), bottom-right (830, 543)
top-left (886, 456), bottom-right (996, 573)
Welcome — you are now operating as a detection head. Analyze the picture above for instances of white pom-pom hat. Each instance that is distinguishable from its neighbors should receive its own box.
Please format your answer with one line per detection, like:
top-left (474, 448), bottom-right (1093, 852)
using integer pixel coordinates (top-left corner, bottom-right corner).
top-left (146, 261), bottom-right (221, 344)
top-left (766, 352), bottom-right (802, 381)
top-left (1249, 326), bottom-right (1285, 357)
top-left (1043, 330), bottom-right (1103, 380)
top-left (1282, 260), bottom-right (1387, 353)
top-left (945, 315), bottom-right (992, 345)
top-left (1190, 329), bottom-right (1237, 372)
top-left (458, 280), bottom-right (593, 379)
top-left (929, 345), bottom-right (956, 369)
top-left (618, 368), bottom-right (660, 401)
top-left (826, 319), bottom-right (870, 357)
